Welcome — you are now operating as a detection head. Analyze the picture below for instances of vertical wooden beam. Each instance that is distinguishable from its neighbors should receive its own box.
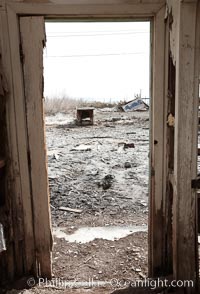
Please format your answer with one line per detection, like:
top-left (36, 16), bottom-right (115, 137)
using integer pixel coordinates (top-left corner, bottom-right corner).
top-left (173, 1), bottom-right (199, 289)
top-left (0, 9), bottom-right (13, 283)
top-left (1, 6), bottom-right (36, 279)
top-left (20, 16), bottom-right (52, 278)
top-left (149, 5), bottom-right (166, 277)
top-left (163, 18), bottom-right (174, 275)
top-left (193, 1), bottom-right (200, 287)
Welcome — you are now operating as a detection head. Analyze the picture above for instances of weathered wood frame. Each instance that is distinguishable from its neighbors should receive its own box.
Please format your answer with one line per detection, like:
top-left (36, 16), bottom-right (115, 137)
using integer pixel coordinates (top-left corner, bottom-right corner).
top-left (170, 0), bottom-right (200, 287)
top-left (1, 0), bottom-right (168, 283)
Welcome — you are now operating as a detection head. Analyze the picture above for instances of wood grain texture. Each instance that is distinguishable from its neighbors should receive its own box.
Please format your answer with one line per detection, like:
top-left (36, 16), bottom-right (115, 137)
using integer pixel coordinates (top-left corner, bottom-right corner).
top-left (173, 1), bottom-right (199, 289)
top-left (7, 0), bottom-right (165, 4)
top-left (20, 16), bottom-right (52, 278)
top-left (7, 6), bottom-right (36, 276)
top-left (0, 8), bottom-right (35, 282)
top-left (0, 13), bottom-right (11, 283)
top-left (7, 1), bottom-right (165, 17)
top-left (149, 6), bottom-right (166, 277)
top-left (163, 16), bottom-right (173, 275)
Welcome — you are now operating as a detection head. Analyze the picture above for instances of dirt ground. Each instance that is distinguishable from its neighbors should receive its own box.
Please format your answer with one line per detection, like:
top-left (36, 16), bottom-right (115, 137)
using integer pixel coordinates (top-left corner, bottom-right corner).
top-left (46, 109), bottom-right (149, 227)
top-left (4, 109), bottom-right (150, 294)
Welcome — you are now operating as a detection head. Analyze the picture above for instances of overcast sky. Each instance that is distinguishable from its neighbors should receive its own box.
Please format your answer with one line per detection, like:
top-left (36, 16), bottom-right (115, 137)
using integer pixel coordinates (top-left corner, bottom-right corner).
top-left (44, 22), bottom-right (150, 102)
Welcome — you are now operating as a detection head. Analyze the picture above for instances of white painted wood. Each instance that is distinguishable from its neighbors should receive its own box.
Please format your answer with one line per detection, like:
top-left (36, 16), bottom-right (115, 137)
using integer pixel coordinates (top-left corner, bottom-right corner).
top-left (173, 1), bottom-right (199, 287)
top-left (149, 6), bottom-right (166, 277)
top-left (20, 16), bottom-right (52, 278)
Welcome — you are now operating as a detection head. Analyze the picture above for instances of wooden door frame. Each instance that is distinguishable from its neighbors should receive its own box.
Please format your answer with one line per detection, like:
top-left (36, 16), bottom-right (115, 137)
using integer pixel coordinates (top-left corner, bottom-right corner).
top-left (3, 0), bottom-right (166, 279)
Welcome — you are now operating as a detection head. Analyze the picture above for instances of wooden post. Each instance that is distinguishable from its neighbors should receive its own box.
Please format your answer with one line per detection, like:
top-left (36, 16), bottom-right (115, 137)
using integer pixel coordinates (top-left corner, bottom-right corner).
top-left (1, 7), bottom-right (36, 280)
top-left (20, 17), bottom-right (52, 278)
top-left (163, 20), bottom-right (174, 275)
top-left (173, 1), bottom-right (199, 289)
top-left (149, 6), bottom-right (166, 277)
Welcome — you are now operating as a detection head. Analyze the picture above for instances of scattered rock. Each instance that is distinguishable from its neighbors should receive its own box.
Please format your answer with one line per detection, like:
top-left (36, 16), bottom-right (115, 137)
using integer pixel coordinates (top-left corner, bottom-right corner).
top-left (124, 162), bottom-right (132, 169)
top-left (98, 174), bottom-right (115, 190)
top-left (124, 143), bottom-right (135, 149)
top-left (53, 153), bottom-right (60, 160)
top-left (70, 144), bottom-right (92, 152)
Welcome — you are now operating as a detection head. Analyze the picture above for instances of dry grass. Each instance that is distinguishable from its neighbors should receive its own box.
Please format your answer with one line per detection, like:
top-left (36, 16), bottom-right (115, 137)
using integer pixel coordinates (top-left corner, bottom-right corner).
top-left (84, 100), bottom-right (117, 109)
top-left (44, 97), bottom-right (83, 114)
top-left (44, 96), bottom-right (117, 114)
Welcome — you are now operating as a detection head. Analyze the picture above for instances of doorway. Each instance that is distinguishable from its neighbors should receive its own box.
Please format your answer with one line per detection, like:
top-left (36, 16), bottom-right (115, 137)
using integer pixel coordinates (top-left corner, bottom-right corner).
top-left (3, 1), bottom-right (167, 288)
top-left (43, 20), bottom-right (150, 292)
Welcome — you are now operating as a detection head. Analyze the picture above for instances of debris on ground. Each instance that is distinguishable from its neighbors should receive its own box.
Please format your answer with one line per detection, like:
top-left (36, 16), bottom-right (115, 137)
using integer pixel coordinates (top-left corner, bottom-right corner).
top-left (70, 144), bottom-right (92, 152)
top-left (76, 107), bottom-right (94, 125)
top-left (98, 174), bottom-right (115, 190)
top-left (119, 98), bottom-right (149, 112)
top-left (124, 143), bottom-right (135, 149)
top-left (15, 109), bottom-right (150, 294)
top-left (118, 142), bottom-right (135, 150)
top-left (59, 206), bottom-right (83, 213)
top-left (124, 162), bottom-right (132, 169)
